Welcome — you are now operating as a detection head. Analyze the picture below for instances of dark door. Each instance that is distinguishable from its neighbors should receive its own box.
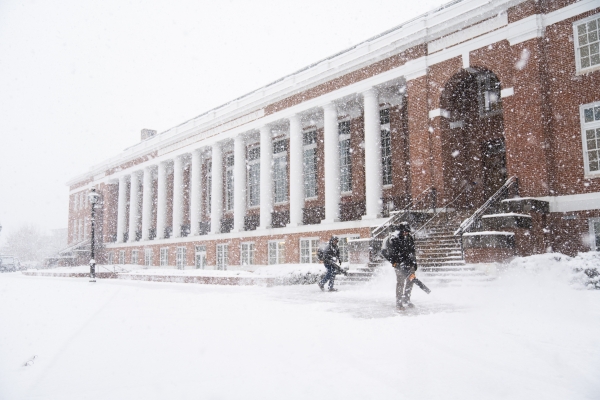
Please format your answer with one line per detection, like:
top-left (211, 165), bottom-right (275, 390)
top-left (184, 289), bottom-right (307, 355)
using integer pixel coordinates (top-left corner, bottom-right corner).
top-left (481, 138), bottom-right (507, 199)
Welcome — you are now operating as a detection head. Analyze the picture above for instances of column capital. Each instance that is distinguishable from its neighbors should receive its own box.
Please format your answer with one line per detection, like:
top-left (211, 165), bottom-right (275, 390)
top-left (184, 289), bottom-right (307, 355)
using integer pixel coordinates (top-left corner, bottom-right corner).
top-left (362, 87), bottom-right (379, 99)
top-left (322, 102), bottom-right (338, 113)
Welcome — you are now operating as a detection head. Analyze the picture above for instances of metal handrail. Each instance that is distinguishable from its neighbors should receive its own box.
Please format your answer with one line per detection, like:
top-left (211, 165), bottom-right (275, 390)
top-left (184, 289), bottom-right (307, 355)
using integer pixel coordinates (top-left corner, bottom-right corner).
top-left (454, 176), bottom-right (518, 236)
top-left (371, 186), bottom-right (435, 240)
top-left (413, 183), bottom-right (472, 235)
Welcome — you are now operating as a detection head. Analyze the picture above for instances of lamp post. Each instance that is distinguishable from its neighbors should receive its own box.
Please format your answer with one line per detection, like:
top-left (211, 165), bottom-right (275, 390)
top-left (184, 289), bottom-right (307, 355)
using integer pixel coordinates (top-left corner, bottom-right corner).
top-left (88, 188), bottom-right (100, 282)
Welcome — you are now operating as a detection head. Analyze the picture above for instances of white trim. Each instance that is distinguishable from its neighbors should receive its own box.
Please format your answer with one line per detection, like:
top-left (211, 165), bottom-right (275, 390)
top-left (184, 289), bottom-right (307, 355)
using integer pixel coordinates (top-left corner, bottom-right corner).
top-left (429, 12), bottom-right (508, 53)
top-left (537, 192), bottom-right (600, 213)
top-left (429, 108), bottom-right (451, 119)
top-left (573, 12), bottom-right (600, 75)
top-left (67, 0), bottom-right (600, 189)
top-left (579, 101), bottom-right (600, 178)
top-left (500, 87), bottom-right (514, 98)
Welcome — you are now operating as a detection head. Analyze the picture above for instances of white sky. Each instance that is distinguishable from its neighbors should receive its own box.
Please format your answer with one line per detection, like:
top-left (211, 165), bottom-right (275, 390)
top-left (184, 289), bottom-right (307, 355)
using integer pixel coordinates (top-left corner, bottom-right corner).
top-left (0, 0), bottom-right (448, 244)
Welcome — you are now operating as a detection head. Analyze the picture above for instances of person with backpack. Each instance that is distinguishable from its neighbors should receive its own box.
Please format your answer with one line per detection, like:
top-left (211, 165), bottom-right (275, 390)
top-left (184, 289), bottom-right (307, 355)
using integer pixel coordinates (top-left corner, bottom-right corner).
top-left (317, 236), bottom-right (342, 292)
top-left (382, 223), bottom-right (418, 310)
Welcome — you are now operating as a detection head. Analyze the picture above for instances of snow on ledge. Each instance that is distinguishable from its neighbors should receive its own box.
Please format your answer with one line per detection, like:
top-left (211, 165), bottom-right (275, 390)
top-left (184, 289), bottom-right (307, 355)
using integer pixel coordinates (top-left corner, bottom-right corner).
top-left (481, 213), bottom-right (531, 219)
top-left (462, 231), bottom-right (515, 237)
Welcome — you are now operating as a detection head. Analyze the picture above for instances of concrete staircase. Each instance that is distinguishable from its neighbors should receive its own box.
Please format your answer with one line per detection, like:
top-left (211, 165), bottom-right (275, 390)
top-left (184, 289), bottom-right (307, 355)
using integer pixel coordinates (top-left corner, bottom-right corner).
top-left (414, 212), bottom-right (495, 286)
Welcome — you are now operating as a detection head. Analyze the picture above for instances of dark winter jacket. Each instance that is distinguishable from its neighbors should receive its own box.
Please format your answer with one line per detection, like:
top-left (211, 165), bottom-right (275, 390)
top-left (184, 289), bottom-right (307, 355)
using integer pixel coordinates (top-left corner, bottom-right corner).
top-left (384, 232), bottom-right (417, 270)
top-left (322, 238), bottom-right (341, 267)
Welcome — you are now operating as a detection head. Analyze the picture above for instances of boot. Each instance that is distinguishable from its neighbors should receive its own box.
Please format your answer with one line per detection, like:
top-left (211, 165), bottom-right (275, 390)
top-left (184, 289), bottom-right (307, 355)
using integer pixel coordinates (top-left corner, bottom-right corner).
top-left (328, 287), bottom-right (338, 292)
top-left (318, 282), bottom-right (325, 291)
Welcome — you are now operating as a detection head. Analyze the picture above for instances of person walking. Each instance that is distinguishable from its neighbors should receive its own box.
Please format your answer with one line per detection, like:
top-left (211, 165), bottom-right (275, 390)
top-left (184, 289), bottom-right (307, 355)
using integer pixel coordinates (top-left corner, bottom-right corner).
top-left (382, 223), bottom-right (418, 309)
top-left (318, 236), bottom-right (341, 292)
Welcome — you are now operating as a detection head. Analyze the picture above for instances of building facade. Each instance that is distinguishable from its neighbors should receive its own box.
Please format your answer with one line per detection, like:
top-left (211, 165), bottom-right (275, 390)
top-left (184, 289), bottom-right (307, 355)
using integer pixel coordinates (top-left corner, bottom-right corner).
top-left (65, 0), bottom-right (600, 269)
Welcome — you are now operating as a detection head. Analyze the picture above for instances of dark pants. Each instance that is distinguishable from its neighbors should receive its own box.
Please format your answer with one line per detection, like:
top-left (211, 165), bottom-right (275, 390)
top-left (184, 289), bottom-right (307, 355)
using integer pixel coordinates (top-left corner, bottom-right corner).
top-left (395, 266), bottom-right (415, 305)
top-left (320, 264), bottom-right (336, 289)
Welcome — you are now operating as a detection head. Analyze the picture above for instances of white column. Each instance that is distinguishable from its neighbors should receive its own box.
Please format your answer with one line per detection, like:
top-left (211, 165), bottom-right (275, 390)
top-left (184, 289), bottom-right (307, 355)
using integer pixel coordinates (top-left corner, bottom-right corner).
top-left (141, 166), bottom-right (153, 241)
top-left (128, 172), bottom-right (141, 242)
top-left (323, 103), bottom-right (340, 223)
top-left (172, 155), bottom-right (184, 238)
top-left (210, 142), bottom-right (223, 234)
top-left (156, 161), bottom-right (168, 239)
top-left (288, 114), bottom-right (304, 227)
top-left (116, 175), bottom-right (129, 243)
top-left (233, 135), bottom-right (247, 232)
top-left (190, 150), bottom-right (202, 236)
top-left (363, 88), bottom-right (383, 219)
top-left (259, 125), bottom-right (273, 229)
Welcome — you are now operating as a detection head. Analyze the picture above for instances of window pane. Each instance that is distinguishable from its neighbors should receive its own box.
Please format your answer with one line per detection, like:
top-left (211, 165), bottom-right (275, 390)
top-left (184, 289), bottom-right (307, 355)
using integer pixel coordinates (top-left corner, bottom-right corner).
top-left (340, 139), bottom-right (352, 192)
top-left (588, 139), bottom-right (597, 150)
top-left (590, 30), bottom-right (599, 43)
top-left (594, 221), bottom-right (600, 251)
top-left (303, 131), bottom-right (316, 145)
top-left (585, 109), bottom-right (594, 123)
top-left (380, 108), bottom-right (390, 125)
top-left (578, 23), bottom-right (587, 36)
top-left (579, 34), bottom-right (588, 46)
top-left (588, 19), bottom-right (597, 32)
top-left (303, 148), bottom-right (317, 198)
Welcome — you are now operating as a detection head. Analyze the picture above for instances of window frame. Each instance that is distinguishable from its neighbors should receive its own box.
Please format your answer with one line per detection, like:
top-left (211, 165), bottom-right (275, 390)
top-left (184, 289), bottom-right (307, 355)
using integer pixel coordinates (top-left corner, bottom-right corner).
top-left (144, 248), bottom-right (152, 267)
top-left (268, 240), bottom-right (286, 265)
top-left (338, 120), bottom-right (353, 194)
top-left (380, 108), bottom-right (393, 187)
top-left (273, 138), bottom-right (289, 204)
top-left (337, 234), bottom-right (360, 264)
top-left (107, 252), bottom-right (114, 265)
top-left (160, 247), bottom-right (169, 267)
top-left (573, 13), bottom-right (600, 74)
top-left (240, 242), bottom-right (256, 266)
top-left (131, 250), bottom-right (139, 265)
top-left (299, 237), bottom-right (320, 264)
top-left (217, 243), bottom-right (229, 270)
top-left (303, 130), bottom-right (318, 199)
top-left (119, 250), bottom-right (125, 265)
top-left (176, 246), bottom-right (186, 269)
top-left (205, 161), bottom-right (212, 214)
top-left (589, 218), bottom-right (600, 251)
top-left (247, 145), bottom-right (261, 208)
top-left (225, 154), bottom-right (234, 212)
top-left (579, 101), bottom-right (600, 177)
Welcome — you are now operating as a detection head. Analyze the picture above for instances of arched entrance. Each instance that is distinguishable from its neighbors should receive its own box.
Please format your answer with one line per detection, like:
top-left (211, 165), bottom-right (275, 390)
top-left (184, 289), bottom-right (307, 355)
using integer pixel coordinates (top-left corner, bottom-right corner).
top-left (439, 68), bottom-right (507, 209)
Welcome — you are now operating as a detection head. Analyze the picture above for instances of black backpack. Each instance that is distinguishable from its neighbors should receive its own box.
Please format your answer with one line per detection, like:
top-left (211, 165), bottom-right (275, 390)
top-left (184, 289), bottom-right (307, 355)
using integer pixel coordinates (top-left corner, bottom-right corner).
top-left (317, 247), bottom-right (325, 262)
top-left (380, 237), bottom-right (391, 261)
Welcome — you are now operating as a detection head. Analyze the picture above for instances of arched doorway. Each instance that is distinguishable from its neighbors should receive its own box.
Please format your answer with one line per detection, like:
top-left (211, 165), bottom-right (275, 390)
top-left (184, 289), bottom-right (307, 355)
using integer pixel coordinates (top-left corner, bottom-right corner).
top-left (439, 68), bottom-right (507, 209)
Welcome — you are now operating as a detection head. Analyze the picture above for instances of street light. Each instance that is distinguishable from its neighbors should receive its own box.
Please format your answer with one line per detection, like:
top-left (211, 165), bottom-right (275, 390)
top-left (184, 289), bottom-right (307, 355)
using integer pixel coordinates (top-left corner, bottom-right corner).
top-left (88, 188), bottom-right (100, 282)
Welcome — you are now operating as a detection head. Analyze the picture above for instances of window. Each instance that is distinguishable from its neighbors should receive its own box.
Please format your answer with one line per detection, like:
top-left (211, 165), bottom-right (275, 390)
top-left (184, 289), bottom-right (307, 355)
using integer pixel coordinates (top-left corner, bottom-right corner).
top-left (300, 238), bottom-right (320, 264)
top-left (131, 250), bottom-right (139, 265)
top-left (144, 248), bottom-right (152, 267)
top-left (225, 155), bottom-right (234, 211)
top-left (590, 218), bottom-right (600, 251)
top-left (205, 161), bottom-right (212, 214)
top-left (217, 244), bottom-right (228, 270)
top-left (303, 130), bottom-right (317, 199)
top-left (160, 247), bottom-right (169, 267)
top-left (79, 219), bottom-right (84, 242)
top-left (195, 245), bottom-right (206, 269)
top-left (338, 235), bottom-right (359, 263)
top-left (339, 120), bottom-right (352, 193)
top-left (119, 250), bottom-right (125, 264)
top-left (176, 247), bottom-right (186, 269)
top-left (107, 252), bottom-right (114, 265)
top-left (268, 240), bottom-right (285, 265)
top-left (477, 71), bottom-right (501, 117)
top-left (241, 243), bottom-right (255, 266)
top-left (248, 146), bottom-right (260, 207)
top-left (580, 101), bottom-right (600, 175)
top-left (380, 109), bottom-right (392, 186)
top-left (273, 139), bottom-right (289, 203)
top-left (574, 14), bottom-right (600, 73)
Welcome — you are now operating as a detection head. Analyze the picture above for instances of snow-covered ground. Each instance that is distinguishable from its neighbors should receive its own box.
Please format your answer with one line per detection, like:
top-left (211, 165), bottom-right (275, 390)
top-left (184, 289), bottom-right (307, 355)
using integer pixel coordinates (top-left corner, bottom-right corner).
top-left (1, 254), bottom-right (599, 400)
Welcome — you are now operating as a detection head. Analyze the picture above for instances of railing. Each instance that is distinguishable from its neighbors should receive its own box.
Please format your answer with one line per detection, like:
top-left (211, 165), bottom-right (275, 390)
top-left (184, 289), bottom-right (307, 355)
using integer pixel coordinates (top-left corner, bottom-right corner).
top-left (413, 182), bottom-right (473, 235)
top-left (454, 176), bottom-right (519, 237)
top-left (371, 186), bottom-right (436, 240)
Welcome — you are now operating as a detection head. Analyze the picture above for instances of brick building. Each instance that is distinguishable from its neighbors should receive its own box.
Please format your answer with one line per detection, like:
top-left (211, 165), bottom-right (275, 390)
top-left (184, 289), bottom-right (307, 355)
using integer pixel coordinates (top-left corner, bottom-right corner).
top-left (64, 0), bottom-right (600, 269)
